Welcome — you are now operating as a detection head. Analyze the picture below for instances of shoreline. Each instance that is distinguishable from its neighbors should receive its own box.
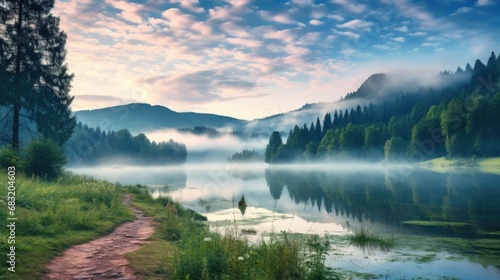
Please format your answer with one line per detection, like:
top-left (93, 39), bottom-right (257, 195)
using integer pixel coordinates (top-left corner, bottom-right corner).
top-left (420, 157), bottom-right (500, 175)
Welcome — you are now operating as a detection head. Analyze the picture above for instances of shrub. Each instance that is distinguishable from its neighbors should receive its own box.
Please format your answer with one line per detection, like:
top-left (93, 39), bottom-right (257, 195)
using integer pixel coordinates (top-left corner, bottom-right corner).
top-left (0, 145), bottom-right (23, 169)
top-left (24, 139), bottom-right (66, 179)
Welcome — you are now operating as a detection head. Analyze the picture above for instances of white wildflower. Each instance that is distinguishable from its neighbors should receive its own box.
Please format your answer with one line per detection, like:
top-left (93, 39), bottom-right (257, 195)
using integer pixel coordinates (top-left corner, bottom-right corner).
top-left (238, 256), bottom-right (244, 261)
top-left (203, 237), bottom-right (212, 242)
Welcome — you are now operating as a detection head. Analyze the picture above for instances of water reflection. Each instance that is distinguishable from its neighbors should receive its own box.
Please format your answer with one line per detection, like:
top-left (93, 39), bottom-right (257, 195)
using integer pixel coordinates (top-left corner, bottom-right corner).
top-left (264, 167), bottom-right (500, 235)
top-left (68, 165), bottom-right (187, 190)
top-left (70, 164), bottom-right (500, 235)
top-left (70, 164), bottom-right (500, 278)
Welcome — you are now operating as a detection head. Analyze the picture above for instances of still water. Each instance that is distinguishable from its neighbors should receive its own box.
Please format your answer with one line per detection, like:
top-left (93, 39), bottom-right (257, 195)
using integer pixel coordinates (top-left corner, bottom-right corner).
top-left (70, 163), bottom-right (500, 279)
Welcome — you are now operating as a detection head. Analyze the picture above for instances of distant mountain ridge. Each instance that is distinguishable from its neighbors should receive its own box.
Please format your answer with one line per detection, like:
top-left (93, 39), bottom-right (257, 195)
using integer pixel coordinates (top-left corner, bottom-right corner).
top-left (74, 103), bottom-right (246, 134)
top-left (73, 67), bottom-right (472, 136)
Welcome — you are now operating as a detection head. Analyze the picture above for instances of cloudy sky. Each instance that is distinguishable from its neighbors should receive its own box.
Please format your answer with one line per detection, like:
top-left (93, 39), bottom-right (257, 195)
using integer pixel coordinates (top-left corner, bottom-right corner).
top-left (54, 0), bottom-right (500, 120)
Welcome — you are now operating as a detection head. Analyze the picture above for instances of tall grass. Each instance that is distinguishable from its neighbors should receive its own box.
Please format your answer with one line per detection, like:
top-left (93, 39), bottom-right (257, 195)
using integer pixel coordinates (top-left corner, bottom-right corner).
top-left (347, 224), bottom-right (395, 252)
top-left (131, 192), bottom-right (340, 280)
top-left (0, 171), bottom-right (134, 279)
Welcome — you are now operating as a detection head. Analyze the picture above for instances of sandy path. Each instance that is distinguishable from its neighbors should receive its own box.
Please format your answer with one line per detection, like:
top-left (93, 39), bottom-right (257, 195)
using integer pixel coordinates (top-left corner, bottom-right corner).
top-left (44, 195), bottom-right (154, 280)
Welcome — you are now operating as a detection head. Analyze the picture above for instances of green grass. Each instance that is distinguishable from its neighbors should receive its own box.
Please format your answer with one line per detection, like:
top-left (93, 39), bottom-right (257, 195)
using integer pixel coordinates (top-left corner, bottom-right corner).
top-left (0, 171), bottom-right (135, 279)
top-left (347, 225), bottom-right (395, 252)
top-left (125, 239), bottom-right (174, 280)
top-left (420, 157), bottom-right (500, 174)
top-left (128, 192), bottom-right (340, 280)
top-left (415, 253), bottom-right (437, 263)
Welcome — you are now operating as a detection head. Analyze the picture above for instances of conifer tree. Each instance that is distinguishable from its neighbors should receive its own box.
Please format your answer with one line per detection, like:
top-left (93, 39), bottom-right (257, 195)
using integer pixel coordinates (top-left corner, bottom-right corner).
top-left (265, 131), bottom-right (283, 163)
top-left (322, 113), bottom-right (332, 134)
top-left (486, 52), bottom-right (497, 83)
top-left (0, 0), bottom-right (75, 149)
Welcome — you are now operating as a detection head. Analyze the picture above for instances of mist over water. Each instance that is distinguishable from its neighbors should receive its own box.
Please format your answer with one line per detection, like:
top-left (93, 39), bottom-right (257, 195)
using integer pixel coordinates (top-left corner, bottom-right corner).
top-left (69, 162), bottom-right (500, 231)
top-left (69, 162), bottom-right (500, 279)
top-left (145, 129), bottom-right (268, 162)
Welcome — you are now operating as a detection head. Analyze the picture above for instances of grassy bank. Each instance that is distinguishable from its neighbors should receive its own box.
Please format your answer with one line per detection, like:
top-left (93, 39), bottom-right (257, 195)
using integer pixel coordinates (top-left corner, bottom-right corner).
top-left (0, 171), bottom-right (135, 279)
top-left (0, 171), bottom-right (338, 279)
top-left (420, 157), bottom-right (500, 174)
top-left (127, 191), bottom-right (340, 280)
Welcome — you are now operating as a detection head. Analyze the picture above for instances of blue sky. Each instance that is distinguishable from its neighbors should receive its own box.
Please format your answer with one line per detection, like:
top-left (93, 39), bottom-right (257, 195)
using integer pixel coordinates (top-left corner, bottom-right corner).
top-left (54, 0), bottom-right (500, 120)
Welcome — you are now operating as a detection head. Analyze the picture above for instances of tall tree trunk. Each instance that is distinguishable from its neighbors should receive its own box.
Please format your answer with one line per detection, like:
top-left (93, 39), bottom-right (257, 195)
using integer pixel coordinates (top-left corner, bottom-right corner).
top-left (12, 0), bottom-right (23, 151)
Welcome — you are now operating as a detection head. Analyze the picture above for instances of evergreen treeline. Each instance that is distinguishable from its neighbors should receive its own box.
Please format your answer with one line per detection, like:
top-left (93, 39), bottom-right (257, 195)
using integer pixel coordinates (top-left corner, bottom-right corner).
top-left (178, 126), bottom-right (221, 137)
top-left (265, 52), bottom-right (500, 163)
top-left (65, 123), bottom-right (187, 165)
top-left (228, 149), bottom-right (263, 162)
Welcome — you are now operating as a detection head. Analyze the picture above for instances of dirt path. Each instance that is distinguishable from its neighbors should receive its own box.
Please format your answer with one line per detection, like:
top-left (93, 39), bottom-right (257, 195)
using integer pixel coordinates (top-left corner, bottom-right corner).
top-left (44, 195), bottom-right (154, 280)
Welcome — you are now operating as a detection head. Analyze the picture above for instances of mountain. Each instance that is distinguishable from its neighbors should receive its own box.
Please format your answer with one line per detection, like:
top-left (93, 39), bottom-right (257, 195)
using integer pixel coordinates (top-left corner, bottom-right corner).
top-left (247, 69), bottom-right (472, 134)
top-left (74, 103), bottom-right (246, 134)
top-left (262, 52), bottom-right (500, 163)
top-left (345, 73), bottom-right (390, 100)
top-left (344, 70), bottom-right (471, 101)
top-left (73, 68), bottom-right (472, 137)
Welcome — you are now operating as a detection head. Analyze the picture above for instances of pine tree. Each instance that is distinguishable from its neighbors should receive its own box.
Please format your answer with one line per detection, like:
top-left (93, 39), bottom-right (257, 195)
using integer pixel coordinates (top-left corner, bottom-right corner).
top-left (314, 117), bottom-right (322, 142)
top-left (485, 52), bottom-right (497, 83)
top-left (349, 108), bottom-right (356, 123)
top-left (465, 63), bottom-right (473, 73)
top-left (265, 131), bottom-right (283, 163)
top-left (309, 122), bottom-right (315, 138)
top-left (355, 105), bottom-right (362, 124)
top-left (471, 59), bottom-right (487, 87)
top-left (343, 109), bottom-right (349, 125)
top-left (322, 113), bottom-right (332, 134)
top-left (332, 110), bottom-right (339, 128)
top-left (338, 110), bottom-right (344, 127)
top-left (0, 0), bottom-right (75, 149)
top-left (497, 54), bottom-right (500, 79)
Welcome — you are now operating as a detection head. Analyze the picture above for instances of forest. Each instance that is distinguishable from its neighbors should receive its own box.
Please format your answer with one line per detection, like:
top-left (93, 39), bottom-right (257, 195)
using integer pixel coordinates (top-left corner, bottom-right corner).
top-left (65, 123), bottom-right (187, 166)
top-left (265, 52), bottom-right (500, 163)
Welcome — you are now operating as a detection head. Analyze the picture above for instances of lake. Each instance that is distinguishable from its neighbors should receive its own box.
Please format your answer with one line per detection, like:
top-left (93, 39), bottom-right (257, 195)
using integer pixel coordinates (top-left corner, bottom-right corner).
top-left (70, 163), bottom-right (500, 279)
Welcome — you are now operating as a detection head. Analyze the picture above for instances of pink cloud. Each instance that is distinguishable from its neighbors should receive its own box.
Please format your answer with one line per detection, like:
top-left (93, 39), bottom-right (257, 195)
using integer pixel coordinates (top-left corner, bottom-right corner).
top-left (262, 28), bottom-right (298, 44)
top-left (170, 0), bottom-right (204, 13)
top-left (105, 0), bottom-right (144, 24)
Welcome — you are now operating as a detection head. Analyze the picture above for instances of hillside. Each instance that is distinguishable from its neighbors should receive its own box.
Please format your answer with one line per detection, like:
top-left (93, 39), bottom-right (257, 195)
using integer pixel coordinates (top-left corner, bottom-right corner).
top-left (264, 51), bottom-right (500, 163)
top-left (72, 54), bottom-right (489, 140)
top-left (247, 69), bottom-right (470, 135)
top-left (74, 103), bottom-right (246, 134)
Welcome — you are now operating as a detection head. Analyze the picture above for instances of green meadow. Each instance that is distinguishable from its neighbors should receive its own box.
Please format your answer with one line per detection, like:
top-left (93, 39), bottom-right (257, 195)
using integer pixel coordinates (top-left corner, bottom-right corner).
top-left (0, 172), bottom-right (134, 279)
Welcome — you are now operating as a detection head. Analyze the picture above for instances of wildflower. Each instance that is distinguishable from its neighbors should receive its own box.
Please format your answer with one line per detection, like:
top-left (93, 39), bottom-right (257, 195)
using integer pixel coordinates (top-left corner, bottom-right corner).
top-left (238, 256), bottom-right (244, 261)
top-left (204, 237), bottom-right (212, 242)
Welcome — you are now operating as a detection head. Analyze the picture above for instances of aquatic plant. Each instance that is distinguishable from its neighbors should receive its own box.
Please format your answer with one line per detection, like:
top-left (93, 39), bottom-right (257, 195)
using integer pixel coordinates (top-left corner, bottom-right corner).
top-left (347, 224), bottom-right (395, 252)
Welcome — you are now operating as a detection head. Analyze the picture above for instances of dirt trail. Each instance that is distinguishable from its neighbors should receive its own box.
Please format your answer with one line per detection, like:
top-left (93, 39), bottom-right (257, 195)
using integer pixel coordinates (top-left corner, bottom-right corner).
top-left (44, 195), bottom-right (154, 280)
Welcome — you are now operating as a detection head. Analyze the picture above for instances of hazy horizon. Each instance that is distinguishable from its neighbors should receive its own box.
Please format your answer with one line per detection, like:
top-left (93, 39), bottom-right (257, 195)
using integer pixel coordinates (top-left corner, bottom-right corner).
top-left (53, 0), bottom-right (500, 120)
